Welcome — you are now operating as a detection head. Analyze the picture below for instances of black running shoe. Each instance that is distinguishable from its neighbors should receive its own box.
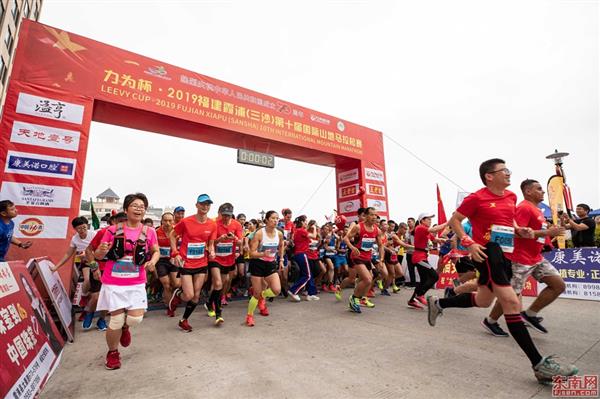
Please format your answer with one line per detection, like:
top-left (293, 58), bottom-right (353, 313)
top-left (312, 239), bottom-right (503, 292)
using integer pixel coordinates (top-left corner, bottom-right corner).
top-left (521, 312), bottom-right (548, 334)
top-left (481, 318), bottom-right (509, 337)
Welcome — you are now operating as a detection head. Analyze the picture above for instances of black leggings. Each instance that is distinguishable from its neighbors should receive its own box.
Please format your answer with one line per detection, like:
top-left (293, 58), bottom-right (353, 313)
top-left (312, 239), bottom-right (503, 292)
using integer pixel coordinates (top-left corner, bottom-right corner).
top-left (414, 262), bottom-right (439, 297)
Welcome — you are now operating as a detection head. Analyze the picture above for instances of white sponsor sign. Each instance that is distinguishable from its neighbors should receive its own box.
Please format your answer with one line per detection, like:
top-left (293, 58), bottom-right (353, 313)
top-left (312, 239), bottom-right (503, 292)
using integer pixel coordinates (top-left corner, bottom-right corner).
top-left (7, 343), bottom-right (57, 399)
top-left (337, 168), bottom-right (359, 184)
top-left (366, 183), bottom-right (386, 197)
top-left (364, 167), bottom-right (385, 182)
top-left (339, 199), bottom-right (361, 214)
top-left (16, 92), bottom-right (85, 124)
top-left (0, 262), bottom-right (19, 298)
top-left (1, 182), bottom-right (73, 209)
top-left (4, 150), bottom-right (77, 180)
top-left (10, 121), bottom-right (81, 152)
top-left (35, 259), bottom-right (73, 340)
top-left (338, 184), bottom-right (359, 199)
top-left (13, 215), bottom-right (69, 239)
top-left (367, 198), bottom-right (387, 212)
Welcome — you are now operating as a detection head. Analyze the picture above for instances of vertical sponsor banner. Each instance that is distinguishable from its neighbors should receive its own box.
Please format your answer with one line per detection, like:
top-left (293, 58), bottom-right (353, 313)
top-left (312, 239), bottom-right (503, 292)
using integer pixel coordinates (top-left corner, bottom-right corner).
top-left (0, 81), bottom-right (93, 291)
top-left (335, 161), bottom-right (363, 222)
top-left (362, 163), bottom-right (389, 220)
top-left (0, 261), bottom-right (65, 399)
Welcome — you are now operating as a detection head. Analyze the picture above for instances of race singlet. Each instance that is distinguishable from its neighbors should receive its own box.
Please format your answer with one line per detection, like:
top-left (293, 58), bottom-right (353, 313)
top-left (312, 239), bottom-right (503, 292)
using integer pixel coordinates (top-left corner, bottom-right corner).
top-left (490, 225), bottom-right (515, 253)
top-left (187, 242), bottom-right (206, 259)
top-left (112, 256), bottom-right (139, 279)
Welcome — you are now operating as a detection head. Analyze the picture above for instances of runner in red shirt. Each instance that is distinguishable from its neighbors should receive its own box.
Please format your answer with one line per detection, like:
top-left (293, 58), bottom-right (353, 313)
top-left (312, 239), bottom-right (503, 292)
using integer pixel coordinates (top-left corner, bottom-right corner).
top-left (344, 207), bottom-right (384, 313)
top-left (155, 212), bottom-right (180, 317)
top-left (168, 194), bottom-right (217, 331)
top-left (212, 203), bottom-right (243, 308)
top-left (426, 158), bottom-right (577, 383)
top-left (288, 215), bottom-right (319, 301)
top-left (484, 179), bottom-right (565, 336)
top-left (407, 214), bottom-right (446, 309)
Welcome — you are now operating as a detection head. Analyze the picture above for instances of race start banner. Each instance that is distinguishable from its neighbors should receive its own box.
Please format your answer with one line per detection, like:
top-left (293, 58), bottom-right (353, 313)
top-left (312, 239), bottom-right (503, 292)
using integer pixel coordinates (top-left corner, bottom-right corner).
top-left (0, 261), bottom-right (65, 399)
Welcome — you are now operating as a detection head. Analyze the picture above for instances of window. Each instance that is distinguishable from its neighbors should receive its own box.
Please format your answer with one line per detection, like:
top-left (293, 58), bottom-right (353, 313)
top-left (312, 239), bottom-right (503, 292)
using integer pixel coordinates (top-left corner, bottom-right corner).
top-left (4, 26), bottom-right (13, 53)
top-left (23, 1), bottom-right (30, 19)
top-left (0, 57), bottom-right (7, 85)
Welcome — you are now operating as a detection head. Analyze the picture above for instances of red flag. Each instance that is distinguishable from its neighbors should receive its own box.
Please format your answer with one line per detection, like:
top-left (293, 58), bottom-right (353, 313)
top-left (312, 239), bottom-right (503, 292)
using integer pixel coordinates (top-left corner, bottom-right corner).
top-left (437, 184), bottom-right (447, 225)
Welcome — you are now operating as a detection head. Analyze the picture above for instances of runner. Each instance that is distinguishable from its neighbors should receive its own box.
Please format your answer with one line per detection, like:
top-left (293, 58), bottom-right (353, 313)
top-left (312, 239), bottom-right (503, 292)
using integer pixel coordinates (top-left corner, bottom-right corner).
top-left (482, 179), bottom-right (566, 337)
top-left (155, 212), bottom-right (181, 317)
top-left (94, 193), bottom-right (159, 370)
top-left (426, 158), bottom-right (578, 383)
top-left (246, 210), bottom-right (284, 326)
top-left (279, 208), bottom-right (294, 297)
top-left (173, 206), bottom-right (185, 224)
top-left (0, 200), bottom-right (32, 261)
top-left (405, 217), bottom-right (417, 287)
top-left (407, 213), bottom-right (447, 309)
top-left (373, 219), bottom-right (389, 296)
top-left (335, 208), bottom-right (367, 301)
top-left (288, 215), bottom-right (319, 301)
top-left (344, 207), bottom-right (384, 313)
top-left (322, 223), bottom-right (338, 292)
top-left (213, 203), bottom-right (243, 308)
top-left (233, 213), bottom-right (248, 297)
top-left (333, 226), bottom-right (349, 286)
top-left (383, 220), bottom-right (410, 293)
top-left (51, 217), bottom-right (97, 328)
top-left (168, 194), bottom-right (218, 331)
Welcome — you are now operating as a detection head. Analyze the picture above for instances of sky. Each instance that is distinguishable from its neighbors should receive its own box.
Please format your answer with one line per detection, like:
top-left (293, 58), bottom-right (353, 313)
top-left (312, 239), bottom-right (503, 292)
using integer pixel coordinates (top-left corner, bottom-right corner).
top-left (39, 0), bottom-right (598, 222)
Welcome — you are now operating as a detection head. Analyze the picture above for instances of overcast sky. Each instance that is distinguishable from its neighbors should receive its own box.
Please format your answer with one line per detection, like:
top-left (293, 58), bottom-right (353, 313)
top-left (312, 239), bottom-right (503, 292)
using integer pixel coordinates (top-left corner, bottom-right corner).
top-left (40, 0), bottom-right (598, 222)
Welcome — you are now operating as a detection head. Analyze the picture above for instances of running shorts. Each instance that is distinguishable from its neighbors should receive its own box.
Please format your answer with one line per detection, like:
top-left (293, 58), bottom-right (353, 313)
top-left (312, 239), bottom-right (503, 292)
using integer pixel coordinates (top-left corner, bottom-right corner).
top-left (249, 259), bottom-right (278, 277)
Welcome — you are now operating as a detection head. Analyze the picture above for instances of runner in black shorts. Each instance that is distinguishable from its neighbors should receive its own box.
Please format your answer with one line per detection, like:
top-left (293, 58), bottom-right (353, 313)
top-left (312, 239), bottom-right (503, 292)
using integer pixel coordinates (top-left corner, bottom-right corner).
top-left (426, 158), bottom-right (577, 383)
top-left (213, 203), bottom-right (243, 307)
top-left (155, 212), bottom-right (180, 317)
top-left (246, 210), bottom-right (284, 326)
top-left (335, 208), bottom-right (367, 301)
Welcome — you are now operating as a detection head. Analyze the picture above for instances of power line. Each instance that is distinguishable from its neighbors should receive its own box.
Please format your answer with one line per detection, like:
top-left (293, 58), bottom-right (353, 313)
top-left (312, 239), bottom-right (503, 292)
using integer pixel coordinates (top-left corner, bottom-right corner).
top-left (382, 132), bottom-right (467, 192)
top-left (298, 168), bottom-right (334, 214)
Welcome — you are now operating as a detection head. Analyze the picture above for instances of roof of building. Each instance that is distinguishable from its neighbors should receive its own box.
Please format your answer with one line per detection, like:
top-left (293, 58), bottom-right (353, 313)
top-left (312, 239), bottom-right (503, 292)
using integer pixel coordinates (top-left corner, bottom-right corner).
top-left (97, 188), bottom-right (120, 199)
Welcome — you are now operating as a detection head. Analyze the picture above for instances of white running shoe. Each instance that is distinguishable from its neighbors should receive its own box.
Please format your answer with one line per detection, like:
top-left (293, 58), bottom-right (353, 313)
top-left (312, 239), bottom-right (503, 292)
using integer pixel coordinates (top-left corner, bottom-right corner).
top-left (288, 291), bottom-right (301, 302)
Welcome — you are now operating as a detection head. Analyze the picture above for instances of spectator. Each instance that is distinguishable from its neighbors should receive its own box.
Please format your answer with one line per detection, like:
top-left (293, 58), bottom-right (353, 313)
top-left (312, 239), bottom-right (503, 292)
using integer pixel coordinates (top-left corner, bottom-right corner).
top-left (562, 204), bottom-right (596, 248)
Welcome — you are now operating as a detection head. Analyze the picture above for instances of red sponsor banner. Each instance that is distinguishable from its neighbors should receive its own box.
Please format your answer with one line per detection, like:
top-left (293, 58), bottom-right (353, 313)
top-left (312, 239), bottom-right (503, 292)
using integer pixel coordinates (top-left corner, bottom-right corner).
top-left (366, 183), bottom-right (385, 197)
top-left (338, 184), bottom-right (359, 199)
top-left (0, 261), bottom-right (65, 399)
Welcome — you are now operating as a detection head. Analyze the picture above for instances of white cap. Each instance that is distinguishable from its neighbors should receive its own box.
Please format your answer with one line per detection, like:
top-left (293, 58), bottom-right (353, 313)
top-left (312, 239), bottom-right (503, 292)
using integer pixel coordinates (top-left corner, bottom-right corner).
top-left (418, 212), bottom-right (435, 221)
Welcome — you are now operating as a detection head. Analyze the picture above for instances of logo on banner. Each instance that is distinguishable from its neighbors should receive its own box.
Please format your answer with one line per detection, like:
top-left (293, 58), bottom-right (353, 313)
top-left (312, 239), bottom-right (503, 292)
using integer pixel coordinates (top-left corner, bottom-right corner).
top-left (14, 215), bottom-right (69, 239)
top-left (19, 218), bottom-right (44, 237)
top-left (5, 151), bottom-right (76, 180)
top-left (337, 121), bottom-right (346, 132)
top-left (310, 114), bottom-right (330, 126)
top-left (367, 198), bottom-right (387, 212)
top-left (337, 168), bottom-right (359, 184)
top-left (16, 93), bottom-right (85, 124)
top-left (339, 199), bottom-right (361, 214)
top-left (366, 183), bottom-right (386, 197)
top-left (364, 168), bottom-right (385, 182)
top-left (144, 65), bottom-right (172, 80)
top-left (10, 121), bottom-right (81, 152)
top-left (0, 182), bottom-right (73, 209)
top-left (338, 184), bottom-right (359, 199)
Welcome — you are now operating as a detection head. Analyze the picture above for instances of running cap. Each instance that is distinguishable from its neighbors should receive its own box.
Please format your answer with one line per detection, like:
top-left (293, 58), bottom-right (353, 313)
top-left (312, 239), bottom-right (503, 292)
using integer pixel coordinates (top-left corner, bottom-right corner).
top-left (417, 212), bottom-right (435, 221)
top-left (174, 206), bottom-right (185, 213)
top-left (218, 203), bottom-right (234, 215)
top-left (196, 194), bottom-right (213, 204)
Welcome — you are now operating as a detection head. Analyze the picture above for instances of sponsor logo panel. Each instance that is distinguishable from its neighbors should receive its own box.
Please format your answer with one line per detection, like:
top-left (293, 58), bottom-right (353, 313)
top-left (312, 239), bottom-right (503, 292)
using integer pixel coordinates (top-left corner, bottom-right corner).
top-left (4, 151), bottom-right (76, 180)
top-left (16, 92), bottom-right (85, 124)
top-left (13, 215), bottom-right (69, 239)
top-left (0, 182), bottom-right (73, 209)
top-left (337, 168), bottom-right (359, 184)
top-left (10, 121), bottom-right (81, 152)
top-left (364, 167), bottom-right (385, 182)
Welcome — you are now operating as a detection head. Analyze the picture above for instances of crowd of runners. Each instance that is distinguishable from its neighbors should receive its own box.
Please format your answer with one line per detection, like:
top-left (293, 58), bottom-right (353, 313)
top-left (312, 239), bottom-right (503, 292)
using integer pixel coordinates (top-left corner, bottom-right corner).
top-left (2, 157), bottom-right (591, 384)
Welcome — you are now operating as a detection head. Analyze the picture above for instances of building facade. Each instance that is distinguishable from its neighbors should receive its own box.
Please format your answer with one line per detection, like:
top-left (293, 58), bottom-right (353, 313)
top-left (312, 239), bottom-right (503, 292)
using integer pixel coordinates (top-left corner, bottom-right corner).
top-left (0, 0), bottom-right (43, 113)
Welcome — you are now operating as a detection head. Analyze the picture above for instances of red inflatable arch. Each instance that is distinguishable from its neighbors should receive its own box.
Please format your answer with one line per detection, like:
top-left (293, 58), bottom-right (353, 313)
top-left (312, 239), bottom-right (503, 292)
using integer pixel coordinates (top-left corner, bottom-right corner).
top-left (0, 21), bottom-right (388, 284)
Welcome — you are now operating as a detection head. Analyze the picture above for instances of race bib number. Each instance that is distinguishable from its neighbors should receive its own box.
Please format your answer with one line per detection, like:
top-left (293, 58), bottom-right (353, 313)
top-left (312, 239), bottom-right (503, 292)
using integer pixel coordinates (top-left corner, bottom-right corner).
top-left (490, 225), bottom-right (514, 253)
top-left (216, 242), bottom-right (234, 257)
top-left (537, 223), bottom-right (548, 244)
top-left (159, 247), bottom-right (171, 257)
top-left (111, 256), bottom-right (139, 279)
top-left (261, 243), bottom-right (278, 258)
top-left (360, 237), bottom-right (375, 251)
top-left (187, 243), bottom-right (206, 259)
top-left (309, 240), bottom-right (319, 251)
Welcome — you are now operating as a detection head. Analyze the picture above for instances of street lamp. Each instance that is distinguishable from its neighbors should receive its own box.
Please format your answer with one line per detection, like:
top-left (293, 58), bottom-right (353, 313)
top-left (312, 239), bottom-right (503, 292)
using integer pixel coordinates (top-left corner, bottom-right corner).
top-left (259, 210), bottom-right (266, 220)
top-left (546, 149), bottom-right (570, 249)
